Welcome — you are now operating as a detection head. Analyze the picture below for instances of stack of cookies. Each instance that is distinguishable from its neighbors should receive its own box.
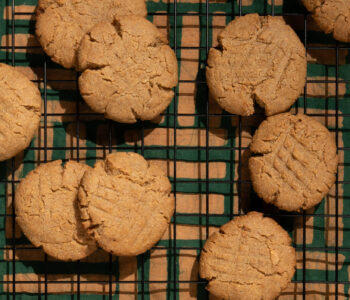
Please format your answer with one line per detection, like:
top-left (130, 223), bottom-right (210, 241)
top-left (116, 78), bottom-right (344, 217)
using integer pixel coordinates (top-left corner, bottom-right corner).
top-left (15, 152), bottom-right (174, 260)
top-left (1, 0), bottom-right (341, 299)
top-left (36, 0), bottom-right (178, 124)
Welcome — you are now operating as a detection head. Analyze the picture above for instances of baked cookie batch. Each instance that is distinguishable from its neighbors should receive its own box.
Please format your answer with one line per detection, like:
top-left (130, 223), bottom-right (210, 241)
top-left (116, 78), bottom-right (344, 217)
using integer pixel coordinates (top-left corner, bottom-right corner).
top-left (1, 0), bottom-right (343, 299)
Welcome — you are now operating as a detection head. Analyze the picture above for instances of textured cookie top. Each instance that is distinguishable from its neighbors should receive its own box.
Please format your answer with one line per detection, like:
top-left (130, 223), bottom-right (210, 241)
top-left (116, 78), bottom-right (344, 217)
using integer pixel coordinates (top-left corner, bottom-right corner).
top-left (200, 212), bottom-right (296, 300)
top-left (0, 63), bottom-right (42, 162)
top-left (207, 14), bottom-right (306, 116)
top-left (15, 161), bottom-right (97, 261)
top-left (36, 0), bottom-right (147, 69)
top-left (78, 152), bottom-right (174, 256)
top-left (77, 15), bottom-right (178, 124)
top-left (249, 113), bottom-right (338, 211)
top-left (302, 0), bottom-right (350, 43)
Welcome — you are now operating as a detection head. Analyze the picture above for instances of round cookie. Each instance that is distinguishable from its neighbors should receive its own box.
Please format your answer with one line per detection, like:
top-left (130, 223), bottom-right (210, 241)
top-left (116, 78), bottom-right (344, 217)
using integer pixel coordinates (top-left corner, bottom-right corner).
top-left (302, 0), bottom-right (350, 43)
top-left (78, 152), bottom-right (174, 256)
top-left (0, 63), bottom-right (42, 162)
top-left (36, 0), bottom-right (147, 69)
top-left (15, 161), bottom-right (97, 261)
top-left (249, 113), bottom-right (338, 211)
top-left (207, 13), bottom-right (307, 116)
top-left (199, 212), bottom-right (296, 300)
top-left (77, 15), bottom-right (178, 124)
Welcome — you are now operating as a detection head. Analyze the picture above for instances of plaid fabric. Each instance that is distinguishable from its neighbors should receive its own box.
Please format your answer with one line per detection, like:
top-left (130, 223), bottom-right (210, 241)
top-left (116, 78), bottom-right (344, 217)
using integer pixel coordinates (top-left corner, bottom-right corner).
top-left (0, 0), bottom-right (349, 299)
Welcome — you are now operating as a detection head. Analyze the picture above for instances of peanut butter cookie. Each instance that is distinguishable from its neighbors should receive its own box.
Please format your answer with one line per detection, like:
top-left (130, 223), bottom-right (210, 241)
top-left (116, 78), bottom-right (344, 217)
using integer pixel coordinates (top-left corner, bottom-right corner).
top-left (77, 15), bottom-right (178, 124)
top-left (0, 63), bottom-right (42, 162)
top-left (249, 113), bottom-right (338, 211)
top-left (15, 161), bottom-right (97, 261)
top-left (36, 0), bottom-right (147, 69)
top-left (302, 0), bottom-right (350, 43)
top-left (207, 14), bottom-right (307, 116)
top-left (200, 212), bottom-right (296, 300)
top-left (78, 152), bottom-right (174, 256)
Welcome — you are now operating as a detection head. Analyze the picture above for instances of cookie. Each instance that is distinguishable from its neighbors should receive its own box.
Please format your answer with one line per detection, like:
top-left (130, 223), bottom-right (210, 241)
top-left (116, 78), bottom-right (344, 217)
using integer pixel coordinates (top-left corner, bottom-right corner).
top-left (78, 152), bottom-right (174, 256)
top-left (0, 63), bottom-right (42, 162)
top-left (302, 0), bottom-right (350, 43)
top-left (207, 14), bottom-right (307, 116)
top-left (36, 0), bottom-right (147, 69)
top-left (15, 161), bottom-right (97, 261)
top-left (77, 15), bottom-right (178, 124)
top-left (249, 113), bottom-right (338, 212)
top-left (199, 212), bottom-right (296, 300)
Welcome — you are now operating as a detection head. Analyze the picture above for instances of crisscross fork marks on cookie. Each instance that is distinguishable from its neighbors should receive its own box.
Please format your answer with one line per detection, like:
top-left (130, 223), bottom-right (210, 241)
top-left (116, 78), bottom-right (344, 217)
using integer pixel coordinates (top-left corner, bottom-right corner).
top-left (272, 133), bottom-right (317, 191)
top-left (87, 190), bottom-right (159, 245)
top-left (0, 64), bottom-right (42, 161)
top-left (81, 178), bottom-right (160, 229)
top-left (268, 128), bottom-right (333, 207)
top-left (249, 113), bottom-right (338, 211)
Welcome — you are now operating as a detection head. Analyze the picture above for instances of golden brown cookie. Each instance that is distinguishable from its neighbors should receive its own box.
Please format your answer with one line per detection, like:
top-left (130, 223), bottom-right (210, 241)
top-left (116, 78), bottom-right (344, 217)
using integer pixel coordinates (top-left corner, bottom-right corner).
top-left (199, 212), bottom-right (296, 300)
top-left (36, 0), bottom-right (147, 69)
top-left (15, 161), bottom-right (97, 261)
top-left (77, 15), bottom-right (178, 124)
top-left (0, 63), bottom-right (42, 162)
top-left (207, 14), bottom-right (307, 116)
top-left (302, 0), bottom-right (350, 43)
top-left (249, 113), bottom-right (338, 211)
top-left (78, 152), bottom-right (174, 256)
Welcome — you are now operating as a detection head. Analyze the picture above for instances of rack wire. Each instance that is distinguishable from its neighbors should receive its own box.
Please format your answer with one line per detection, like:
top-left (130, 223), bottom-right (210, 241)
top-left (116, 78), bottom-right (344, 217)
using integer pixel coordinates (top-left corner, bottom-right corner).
top-left (0, 0), bottom-right (348, 299)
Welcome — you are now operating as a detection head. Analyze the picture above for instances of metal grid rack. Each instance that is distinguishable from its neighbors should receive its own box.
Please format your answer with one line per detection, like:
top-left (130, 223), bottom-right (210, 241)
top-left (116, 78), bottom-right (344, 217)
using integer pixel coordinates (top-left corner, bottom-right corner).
top-left (0, 0), bottom-right (348, 299)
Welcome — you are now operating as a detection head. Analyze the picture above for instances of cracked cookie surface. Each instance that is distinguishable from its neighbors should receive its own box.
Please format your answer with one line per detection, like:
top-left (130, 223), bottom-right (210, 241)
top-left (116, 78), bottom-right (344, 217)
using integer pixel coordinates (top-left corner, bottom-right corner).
top-left (249, 113), bottom-right (338, 211)
top-left (206, 14), bottom-right (306, 116)
top-left (77, 15), bottom-right (178, 124)
top-left (199, 212), bottom-right (296, 300)
top-left (302, 0), bottom-right (350, 43)
top-left (36, 0), bottom-right (147, 69)
top-left (15, 161), bottom-right (97, 261)
top-left (0, 63), bottom-right (42, 162)
top-left (78, 152), bottom-right (174, 256)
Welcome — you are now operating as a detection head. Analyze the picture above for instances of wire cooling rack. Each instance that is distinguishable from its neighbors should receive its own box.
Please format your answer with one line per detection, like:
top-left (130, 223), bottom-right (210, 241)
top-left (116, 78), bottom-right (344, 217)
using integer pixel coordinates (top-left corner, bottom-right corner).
top-left (0, 0), bottom-right (349, 299)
